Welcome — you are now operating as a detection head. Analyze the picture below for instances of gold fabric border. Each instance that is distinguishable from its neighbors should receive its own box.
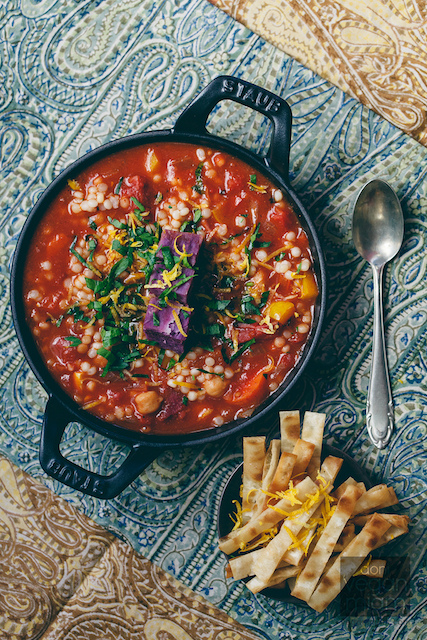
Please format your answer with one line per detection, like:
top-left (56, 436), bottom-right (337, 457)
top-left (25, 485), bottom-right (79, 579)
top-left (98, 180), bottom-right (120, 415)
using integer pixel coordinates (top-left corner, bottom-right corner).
top-left (0, 457), bottom-right (259, 640)
top-left (209, 0), bottom-right (427, 145)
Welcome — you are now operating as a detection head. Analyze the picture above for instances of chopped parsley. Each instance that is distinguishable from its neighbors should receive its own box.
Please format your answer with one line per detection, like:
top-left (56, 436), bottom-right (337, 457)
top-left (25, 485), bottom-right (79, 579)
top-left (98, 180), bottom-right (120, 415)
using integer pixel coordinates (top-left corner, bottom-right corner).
top-left (114, 177), bottom-right (124, 194)
top-left (228, 338), bottom-right (256, 363)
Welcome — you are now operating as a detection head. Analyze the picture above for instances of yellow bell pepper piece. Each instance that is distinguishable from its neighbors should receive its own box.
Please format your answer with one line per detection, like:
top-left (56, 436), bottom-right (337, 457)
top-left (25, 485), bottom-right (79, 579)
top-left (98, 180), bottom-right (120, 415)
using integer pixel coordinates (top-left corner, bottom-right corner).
top-left (267, 301), bottom-right (295, 324)
top-left (145, 148), bottom-right (160, 172)
top-left (299, 273), bottom-right (318, 300)
top-left (73, 371), bottom-right (84, 390)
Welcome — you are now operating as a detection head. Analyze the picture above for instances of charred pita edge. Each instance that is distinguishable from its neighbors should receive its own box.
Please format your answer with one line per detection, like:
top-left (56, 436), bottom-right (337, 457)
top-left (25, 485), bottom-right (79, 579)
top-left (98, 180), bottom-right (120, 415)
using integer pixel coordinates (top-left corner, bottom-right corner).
top-left (242, 436), bottom-right (266, 523)
top-left (333, 477), bottom-right (366, 500)
top-left (352, 485), bottom-right (398, 516)
top-left (279, 410), bottom-right (300, 453)
top-left (333, 523), bottom-right (356, 552)
top-left (291, 439), bottom-right (315, 478)
top-left (301, 411), bottom-right (326, 479)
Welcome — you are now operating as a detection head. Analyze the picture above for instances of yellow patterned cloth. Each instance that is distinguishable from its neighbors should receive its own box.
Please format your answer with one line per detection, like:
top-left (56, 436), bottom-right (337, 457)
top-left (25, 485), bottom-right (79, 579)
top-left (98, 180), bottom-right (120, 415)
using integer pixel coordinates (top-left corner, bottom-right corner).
top-left (0, 457), bottom-right (259, 640)
top-left (208, 0), bottom-right (427, 145)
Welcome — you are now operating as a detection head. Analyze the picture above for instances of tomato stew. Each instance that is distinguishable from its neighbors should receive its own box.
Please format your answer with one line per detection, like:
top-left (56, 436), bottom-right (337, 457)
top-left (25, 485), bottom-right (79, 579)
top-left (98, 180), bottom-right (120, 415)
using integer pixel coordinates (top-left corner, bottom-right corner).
top-left (23, 142), bottom-right (318, 434)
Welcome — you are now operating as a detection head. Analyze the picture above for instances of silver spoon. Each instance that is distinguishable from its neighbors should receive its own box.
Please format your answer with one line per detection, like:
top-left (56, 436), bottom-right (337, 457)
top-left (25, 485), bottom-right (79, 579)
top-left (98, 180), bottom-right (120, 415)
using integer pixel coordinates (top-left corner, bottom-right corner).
top-left (352, 179), bottom-right (404, 449)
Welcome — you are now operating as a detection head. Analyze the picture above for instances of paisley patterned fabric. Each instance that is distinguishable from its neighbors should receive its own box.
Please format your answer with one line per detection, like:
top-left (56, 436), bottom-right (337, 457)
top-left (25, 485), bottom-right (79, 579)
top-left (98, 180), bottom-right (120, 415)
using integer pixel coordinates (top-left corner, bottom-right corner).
top-left (0, 0), bottom-right (426, 638)
top-left (0, 456), bottom-right (260, 640)
top-left (208, 0), bottom-right (427, 145)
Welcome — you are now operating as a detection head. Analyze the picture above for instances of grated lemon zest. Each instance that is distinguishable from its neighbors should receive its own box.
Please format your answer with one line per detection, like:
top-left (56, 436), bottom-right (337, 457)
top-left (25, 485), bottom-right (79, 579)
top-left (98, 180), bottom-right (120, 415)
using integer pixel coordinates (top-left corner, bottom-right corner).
top-left (173, 236), bottom-right (193, 259)
top-left (248, 181), bottom-right (267, 193)
top-left (253, 259), bottom-right (275, 271)
top-left (162, 262), bottom-right (182, 287)
top-left (172, 309), bottom-right (187, 337)
top-left (171, 379), bottom-right (199, 390)
top-left (262, 244), bottom-right (291, 263)
top-left (237, 223), bottom-right (257, 252)
top-left (230, 500), bottom-right (244, 531)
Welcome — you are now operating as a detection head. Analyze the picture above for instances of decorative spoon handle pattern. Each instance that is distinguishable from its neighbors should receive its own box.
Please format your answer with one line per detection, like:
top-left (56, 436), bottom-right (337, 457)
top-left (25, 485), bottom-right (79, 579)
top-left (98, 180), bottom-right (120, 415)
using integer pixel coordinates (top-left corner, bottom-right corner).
top-left (366, 263), bottom-right (394, 448)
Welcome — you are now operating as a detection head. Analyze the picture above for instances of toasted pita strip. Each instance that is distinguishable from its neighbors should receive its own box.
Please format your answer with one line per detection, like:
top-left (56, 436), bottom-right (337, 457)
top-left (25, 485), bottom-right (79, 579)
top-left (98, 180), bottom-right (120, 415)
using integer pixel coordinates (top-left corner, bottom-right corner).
top-left (352, 514), bottom-right (409, 529)
top-left (254, 452), bottom-right (297, 516)
top-left (333, 478), bottom-right (366, 501)
top-left (301, 412), bottom-right (326, 479)
top-left (375, 524), bottom-right (409, 548)
top-left (318, 455), bottom-right (343, 486)
top-left (218, 475), bottom-right (318, 555)
top-left (307, 513), bottom-right (391, 612)
top-left (228, 550), bottom-right (292, 581)
top-left (279, 410), bottom-right (300, 452)
top-left (352, 485), bottom-right (398, 516)
top-left (269, 452), bottom-right (297, 493)
top-left (291, 439), bottom-right (315, 478)
top-left (262, 440), bottom-right (281, 489)
top-left (291, 484), bottom-right (363, 602)
top-left (228, 549), bottom-right (263, 580)
top-left (352, 513), bottom-right (409, 548)
top-left (246, 565), bottom-right (301, 594)
top-left (250, 457), bottom-right (340, 587)
top-left (242, 436), bottom-right (266, 523)
top-left (333, 524), bottom-right (356, 552)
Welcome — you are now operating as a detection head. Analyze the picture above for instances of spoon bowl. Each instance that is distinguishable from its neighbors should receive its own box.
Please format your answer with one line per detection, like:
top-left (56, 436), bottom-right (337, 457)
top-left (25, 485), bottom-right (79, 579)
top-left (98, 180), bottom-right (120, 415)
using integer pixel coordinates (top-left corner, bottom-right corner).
top-left (353, 180), bottom-right (404, 266)
top-left (352, 179), bottom-right (404, 449)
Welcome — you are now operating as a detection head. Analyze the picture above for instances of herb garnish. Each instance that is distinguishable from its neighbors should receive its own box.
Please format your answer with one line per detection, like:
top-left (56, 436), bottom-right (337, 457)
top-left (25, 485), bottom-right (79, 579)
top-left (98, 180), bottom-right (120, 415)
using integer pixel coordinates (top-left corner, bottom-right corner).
top-left (194, 163), bottom-right (204, 194)
top-left (114, 177), bottom-right (124, 194)
top-left (197, 368), bottom-right (224, 379)
top-left (228, 338), bottom-right (256, 363)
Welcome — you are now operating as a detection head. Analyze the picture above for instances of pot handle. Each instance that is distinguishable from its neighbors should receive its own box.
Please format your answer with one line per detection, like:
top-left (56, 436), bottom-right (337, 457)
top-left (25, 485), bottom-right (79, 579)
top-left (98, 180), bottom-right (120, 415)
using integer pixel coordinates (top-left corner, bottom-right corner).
top-left (39, 396), bottom-right (159, 499)
top-left (174, 75), bottom-right (292, 181)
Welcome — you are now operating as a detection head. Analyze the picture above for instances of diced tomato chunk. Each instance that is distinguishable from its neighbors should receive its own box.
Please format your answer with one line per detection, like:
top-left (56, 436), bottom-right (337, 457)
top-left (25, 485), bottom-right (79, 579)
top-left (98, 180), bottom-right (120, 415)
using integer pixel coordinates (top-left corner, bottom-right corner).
top-left (50, 336), bottom-right (77, 366)
top-left (236, 324), bottom-right (273, 343)
top-left (120, 175), bottom-right (145, 207)
top-left (224, 169), bottom-right (244, 192)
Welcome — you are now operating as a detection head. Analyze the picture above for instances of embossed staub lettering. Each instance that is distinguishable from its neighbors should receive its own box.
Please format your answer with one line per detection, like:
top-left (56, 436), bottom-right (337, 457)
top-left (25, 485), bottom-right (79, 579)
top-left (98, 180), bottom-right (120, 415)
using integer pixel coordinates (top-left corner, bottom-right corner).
top-left (222, 78), bottom-right (281, 113)
top-left (47, 459), bottom-right (105, 496)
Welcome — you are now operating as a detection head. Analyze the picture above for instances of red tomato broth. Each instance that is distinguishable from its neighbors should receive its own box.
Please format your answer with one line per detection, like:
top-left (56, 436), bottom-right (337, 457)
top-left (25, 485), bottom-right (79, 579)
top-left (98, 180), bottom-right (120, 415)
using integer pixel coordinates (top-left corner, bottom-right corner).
top-left (23, 142), bottom-right (318, 435)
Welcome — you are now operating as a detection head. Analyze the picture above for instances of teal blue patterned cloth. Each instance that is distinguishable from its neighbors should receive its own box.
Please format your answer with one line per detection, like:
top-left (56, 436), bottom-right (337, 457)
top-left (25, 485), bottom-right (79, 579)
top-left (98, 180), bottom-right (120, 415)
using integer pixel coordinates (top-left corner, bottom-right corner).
top-left (1, 0), bottom-right (426, 638)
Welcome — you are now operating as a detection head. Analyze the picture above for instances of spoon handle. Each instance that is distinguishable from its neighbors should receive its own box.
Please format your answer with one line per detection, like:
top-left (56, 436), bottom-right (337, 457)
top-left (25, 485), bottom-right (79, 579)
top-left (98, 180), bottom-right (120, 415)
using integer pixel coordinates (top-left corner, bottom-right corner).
top-left (366, 264), bottom-right (394, 449)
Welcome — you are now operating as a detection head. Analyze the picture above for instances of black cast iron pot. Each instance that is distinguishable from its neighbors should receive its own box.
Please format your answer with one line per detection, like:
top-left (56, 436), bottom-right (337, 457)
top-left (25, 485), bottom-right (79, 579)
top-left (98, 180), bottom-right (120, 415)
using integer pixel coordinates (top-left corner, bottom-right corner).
top-left (11, 76), bottom-right (326, 499)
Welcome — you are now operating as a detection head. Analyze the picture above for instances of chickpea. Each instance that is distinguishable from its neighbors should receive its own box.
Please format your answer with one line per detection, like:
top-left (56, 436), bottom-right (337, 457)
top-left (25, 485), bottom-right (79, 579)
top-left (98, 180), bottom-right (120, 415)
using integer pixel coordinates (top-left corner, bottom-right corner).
top-left (134, 391), bottom-right (163, 415)
top-left (204, 376), bottom-right (227, 398)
